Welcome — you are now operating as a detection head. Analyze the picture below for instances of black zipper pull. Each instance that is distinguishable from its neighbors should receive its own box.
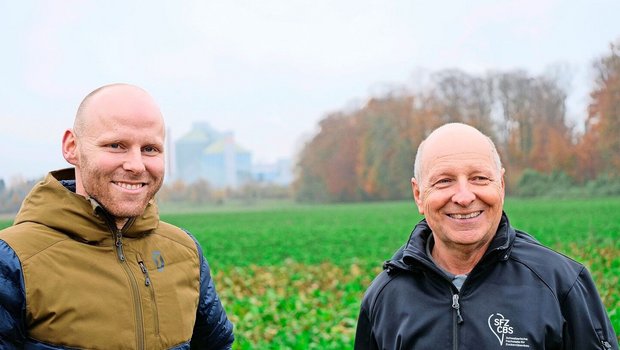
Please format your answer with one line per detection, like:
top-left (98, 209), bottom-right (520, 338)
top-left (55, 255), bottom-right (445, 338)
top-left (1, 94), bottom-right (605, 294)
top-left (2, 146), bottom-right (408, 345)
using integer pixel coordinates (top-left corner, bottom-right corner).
top-left (138, 261), bottom-right (151, 286)
top-left (452, 294), bottom-right (464, 324)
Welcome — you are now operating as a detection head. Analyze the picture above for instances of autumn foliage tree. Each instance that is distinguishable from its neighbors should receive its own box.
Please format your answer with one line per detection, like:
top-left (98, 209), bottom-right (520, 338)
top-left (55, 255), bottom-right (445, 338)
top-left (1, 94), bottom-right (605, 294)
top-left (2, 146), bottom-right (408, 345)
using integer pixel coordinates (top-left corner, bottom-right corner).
top-left (429, 69), bottom-right (496, 134)
top-left (578, 40), bottom-right (620, 182)
top-left (294, 92), bottom-right (438, 202)
top-left (294, 112), bottom-right (362, 202)
top-left (294, 43), bottom-right (620, 202)
top-left (355, 94), bottom-right (426, 200)
top-left (491, 70), bottom-right (575, 186)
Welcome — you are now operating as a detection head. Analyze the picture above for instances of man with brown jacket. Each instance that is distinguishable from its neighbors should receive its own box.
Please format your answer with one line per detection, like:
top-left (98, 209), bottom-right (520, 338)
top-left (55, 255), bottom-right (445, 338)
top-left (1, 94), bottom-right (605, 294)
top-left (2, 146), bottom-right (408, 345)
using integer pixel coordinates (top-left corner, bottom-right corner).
top-left (0, 83), bottom-right (234, 349)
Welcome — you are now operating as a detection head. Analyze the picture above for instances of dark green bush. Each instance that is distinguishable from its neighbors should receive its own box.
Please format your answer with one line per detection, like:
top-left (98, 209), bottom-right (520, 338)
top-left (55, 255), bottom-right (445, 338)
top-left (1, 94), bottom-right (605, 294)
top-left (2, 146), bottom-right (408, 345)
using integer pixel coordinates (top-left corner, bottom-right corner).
top-left (516, 169), bottom-right (620, 198)
top-left (516, 169), bottom-right (575, 197)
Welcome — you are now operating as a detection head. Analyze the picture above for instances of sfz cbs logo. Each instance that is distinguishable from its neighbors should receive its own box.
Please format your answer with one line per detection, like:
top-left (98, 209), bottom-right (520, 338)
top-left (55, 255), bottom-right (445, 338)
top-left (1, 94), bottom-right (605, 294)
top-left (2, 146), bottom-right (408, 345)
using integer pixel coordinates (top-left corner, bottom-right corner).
top-left (488, 313), bottom-right (514, 345)
top-left (493, 316), bottom-right (513, 334)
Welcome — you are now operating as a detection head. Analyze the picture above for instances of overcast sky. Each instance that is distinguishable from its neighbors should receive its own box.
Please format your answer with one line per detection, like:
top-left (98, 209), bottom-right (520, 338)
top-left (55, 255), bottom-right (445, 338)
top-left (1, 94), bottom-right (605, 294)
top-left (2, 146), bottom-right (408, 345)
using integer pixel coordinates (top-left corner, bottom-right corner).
top-left (1, 0), bottom-right (619, 185)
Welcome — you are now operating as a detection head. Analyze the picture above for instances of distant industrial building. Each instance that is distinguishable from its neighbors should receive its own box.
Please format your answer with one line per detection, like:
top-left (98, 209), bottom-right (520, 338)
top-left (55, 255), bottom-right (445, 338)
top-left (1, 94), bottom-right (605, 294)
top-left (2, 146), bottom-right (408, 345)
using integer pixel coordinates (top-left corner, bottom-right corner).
top-left (174, 122), bottom-right (252, 188)
top-left (173, 122), bottom-right (292, 188)
top-left (251, 159), bottom-right (293, 186)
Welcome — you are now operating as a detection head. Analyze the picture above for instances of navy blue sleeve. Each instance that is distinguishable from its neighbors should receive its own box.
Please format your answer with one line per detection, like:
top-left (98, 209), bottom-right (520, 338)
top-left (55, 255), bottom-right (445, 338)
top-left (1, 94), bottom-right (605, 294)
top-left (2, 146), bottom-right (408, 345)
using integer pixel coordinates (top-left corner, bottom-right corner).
top-left (0, 239), bottom-right (27, 349)
top-left (354, 304), bottom-right (378, 350)
top-left (185, 233), bottom-right (234, 350)
top-left (562, 266), bottom-right (618, 350)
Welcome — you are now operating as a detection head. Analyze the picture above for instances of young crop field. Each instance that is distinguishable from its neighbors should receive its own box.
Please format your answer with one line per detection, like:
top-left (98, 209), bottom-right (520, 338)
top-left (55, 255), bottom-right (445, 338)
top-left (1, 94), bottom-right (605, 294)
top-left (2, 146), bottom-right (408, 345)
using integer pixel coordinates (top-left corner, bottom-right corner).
top-left (1, 197), bottom-right (619, 348)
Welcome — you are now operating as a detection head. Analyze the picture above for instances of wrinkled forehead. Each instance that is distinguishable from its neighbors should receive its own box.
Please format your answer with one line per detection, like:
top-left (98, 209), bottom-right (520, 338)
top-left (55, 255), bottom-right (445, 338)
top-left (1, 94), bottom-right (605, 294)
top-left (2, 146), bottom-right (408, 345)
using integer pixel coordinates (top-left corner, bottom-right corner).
top-left (425, 152), bottom-right (498, 176)
top-left (423, 137), bottom-right (494, 162)
top-left (420, 127), bottom-right (497, 171)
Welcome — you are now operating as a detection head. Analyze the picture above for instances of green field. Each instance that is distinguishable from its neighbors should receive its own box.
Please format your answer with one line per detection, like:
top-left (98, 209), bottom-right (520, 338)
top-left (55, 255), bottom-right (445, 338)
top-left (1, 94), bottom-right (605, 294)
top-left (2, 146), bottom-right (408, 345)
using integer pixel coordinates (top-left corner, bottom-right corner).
top-left (1, 197), bottom-right (619, 348)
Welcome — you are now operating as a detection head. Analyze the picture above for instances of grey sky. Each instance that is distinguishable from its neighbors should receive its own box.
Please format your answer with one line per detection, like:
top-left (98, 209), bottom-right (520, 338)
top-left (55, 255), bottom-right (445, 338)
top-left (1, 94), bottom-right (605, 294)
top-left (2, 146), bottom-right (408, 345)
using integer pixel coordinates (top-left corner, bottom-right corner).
top-left (1, 0), bottom-right (619, 185)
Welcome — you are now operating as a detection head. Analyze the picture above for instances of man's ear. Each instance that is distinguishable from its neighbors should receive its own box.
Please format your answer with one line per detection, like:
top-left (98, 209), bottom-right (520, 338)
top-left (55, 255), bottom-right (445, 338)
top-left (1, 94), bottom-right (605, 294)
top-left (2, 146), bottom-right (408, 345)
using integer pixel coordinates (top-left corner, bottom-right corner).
top-left (411, 177), bottom-right (424, 215)
top-left (500, 167), bottom-right (506, 202)
top-left (62, 129), bottom-right (79, 165)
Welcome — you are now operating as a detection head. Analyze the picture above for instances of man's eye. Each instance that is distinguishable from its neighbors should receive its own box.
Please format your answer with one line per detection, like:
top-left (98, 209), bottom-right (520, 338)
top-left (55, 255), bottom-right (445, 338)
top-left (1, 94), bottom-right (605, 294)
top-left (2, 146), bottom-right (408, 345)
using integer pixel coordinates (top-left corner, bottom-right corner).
top-left (434, 178), bottom-right (452, 186)
top-left (143, 146), bottom-right (159, 153)
top-left (109, 143), bottom-right (121, 149)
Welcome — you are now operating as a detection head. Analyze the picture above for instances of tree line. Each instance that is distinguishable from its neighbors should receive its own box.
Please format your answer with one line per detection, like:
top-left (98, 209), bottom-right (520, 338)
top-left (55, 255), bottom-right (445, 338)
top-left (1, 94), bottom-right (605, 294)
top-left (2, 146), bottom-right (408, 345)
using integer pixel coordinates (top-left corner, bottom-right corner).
top-left (0, 177), bottom-right (291, 215)
top-left (0, 178), bottom-right (39, 215)
top-left (2, 40), bottom-right (619, 212)
top-left (293, 39), bottom-right (620, 202)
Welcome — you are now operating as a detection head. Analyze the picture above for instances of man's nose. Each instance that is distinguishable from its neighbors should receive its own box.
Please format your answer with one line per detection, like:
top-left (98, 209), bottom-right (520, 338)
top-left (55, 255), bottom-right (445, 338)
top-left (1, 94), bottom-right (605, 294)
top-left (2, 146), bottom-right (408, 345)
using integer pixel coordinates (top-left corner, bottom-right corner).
top-left (452, 179), bottom-right (475, 206)
top-left (123, 148), bottom-right (146, 173)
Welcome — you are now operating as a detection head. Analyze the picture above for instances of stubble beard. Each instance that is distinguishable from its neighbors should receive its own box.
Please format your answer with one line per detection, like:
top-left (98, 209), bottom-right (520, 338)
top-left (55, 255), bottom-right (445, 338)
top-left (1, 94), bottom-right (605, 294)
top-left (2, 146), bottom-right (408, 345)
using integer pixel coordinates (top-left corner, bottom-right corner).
top-left (79, 158), bottom-right (162, 219)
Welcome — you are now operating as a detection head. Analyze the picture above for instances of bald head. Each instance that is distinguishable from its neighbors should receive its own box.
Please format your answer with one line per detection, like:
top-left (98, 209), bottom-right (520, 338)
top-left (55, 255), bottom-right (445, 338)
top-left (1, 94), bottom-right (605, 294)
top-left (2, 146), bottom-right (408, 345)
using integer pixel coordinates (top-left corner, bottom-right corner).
top-left (413, 123), bottom-right (502, 184)
top-left (62, 83), bottom-right (166, 227)
top-left (73, 83), bottom-right (164, 137)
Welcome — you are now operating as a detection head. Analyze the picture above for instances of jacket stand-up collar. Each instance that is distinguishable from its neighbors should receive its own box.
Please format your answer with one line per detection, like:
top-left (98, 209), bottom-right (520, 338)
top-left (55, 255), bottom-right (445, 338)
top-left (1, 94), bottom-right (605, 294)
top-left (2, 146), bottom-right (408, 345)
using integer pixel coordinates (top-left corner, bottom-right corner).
top-left (14, 168), bottom-right (159, 244)
top-left (390, 212), bottom-right (516, 272)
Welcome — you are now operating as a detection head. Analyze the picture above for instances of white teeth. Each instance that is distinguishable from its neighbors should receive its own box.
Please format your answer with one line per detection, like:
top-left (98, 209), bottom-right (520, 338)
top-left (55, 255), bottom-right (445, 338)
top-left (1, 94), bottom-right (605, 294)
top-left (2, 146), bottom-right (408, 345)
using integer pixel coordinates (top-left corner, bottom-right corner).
top-left (450, 211), bottom-right (481, 219)
top-left (116, 182), bottom-right (143, 190)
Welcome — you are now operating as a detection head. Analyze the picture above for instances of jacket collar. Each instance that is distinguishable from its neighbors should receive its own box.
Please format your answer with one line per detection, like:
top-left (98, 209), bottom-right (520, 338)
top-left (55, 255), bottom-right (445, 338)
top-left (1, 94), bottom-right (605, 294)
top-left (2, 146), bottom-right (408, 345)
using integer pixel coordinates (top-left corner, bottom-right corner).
top-left (391, 212), bottom-right (515, 271)
top-left (14, 168), bottom-right (159, 243)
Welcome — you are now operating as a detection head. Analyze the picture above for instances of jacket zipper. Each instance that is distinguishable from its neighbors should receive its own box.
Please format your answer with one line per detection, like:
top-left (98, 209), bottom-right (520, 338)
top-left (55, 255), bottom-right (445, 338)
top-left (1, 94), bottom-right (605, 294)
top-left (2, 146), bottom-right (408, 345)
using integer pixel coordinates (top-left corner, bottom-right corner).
top-left (138, 258), bottom-right (160, 335)
top-left (597, 329), bottom-right (613, 349)
top-left (114, 230), bottom-right (126, 261)
top-left (113, 230), bottom-right (146, 350)
top-left (414, 259), bottom-right (465, 350)
top-left (452, 293), bottom-right (463, 350)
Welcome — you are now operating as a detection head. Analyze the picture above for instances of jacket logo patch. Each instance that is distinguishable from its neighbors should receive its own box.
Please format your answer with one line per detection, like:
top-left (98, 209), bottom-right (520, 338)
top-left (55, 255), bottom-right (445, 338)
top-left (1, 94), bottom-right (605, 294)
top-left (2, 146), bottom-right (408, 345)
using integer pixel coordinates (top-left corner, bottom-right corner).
top-left (152, 251), bottom-right (165, 272)
top-left (488, 313), bottom-right (530, 347)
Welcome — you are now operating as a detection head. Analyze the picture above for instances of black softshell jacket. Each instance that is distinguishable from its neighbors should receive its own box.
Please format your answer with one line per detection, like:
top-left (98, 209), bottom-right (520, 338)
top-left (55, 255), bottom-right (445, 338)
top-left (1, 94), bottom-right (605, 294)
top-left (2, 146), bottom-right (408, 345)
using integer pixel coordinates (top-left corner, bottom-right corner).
top-left (355, 213), bottom-right (618, 350)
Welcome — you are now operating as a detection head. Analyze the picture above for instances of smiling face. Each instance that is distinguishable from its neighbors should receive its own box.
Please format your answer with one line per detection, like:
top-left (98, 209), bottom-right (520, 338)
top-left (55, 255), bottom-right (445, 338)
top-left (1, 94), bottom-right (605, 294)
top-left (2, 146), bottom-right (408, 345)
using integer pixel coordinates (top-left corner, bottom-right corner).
top-left (412, 124), bottom-right (505, 254)
top-left (62, 84), bottom-right (165, 223)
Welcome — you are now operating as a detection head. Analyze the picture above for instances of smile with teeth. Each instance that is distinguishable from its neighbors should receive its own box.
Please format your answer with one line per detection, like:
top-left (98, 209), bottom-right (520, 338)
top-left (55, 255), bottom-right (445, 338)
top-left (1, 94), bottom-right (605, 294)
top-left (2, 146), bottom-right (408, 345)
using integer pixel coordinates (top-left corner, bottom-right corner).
top-left (114, 182), bottom-right (144, 190)
top-left (449, 211), bottom-right (482, 219)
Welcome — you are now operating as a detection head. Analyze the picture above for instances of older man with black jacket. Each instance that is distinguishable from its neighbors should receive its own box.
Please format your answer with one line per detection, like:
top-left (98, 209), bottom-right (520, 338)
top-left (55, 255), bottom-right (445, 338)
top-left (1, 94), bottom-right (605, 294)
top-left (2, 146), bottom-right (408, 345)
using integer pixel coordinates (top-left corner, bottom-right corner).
top-left (354, 123), bottom-right (618, 349)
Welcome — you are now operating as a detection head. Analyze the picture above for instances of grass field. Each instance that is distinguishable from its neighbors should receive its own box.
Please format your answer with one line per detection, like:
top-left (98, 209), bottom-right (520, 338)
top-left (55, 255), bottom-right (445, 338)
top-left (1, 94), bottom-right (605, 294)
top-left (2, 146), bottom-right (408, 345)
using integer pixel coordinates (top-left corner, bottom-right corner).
top-left (1, 197), bottom-right (619, 348)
